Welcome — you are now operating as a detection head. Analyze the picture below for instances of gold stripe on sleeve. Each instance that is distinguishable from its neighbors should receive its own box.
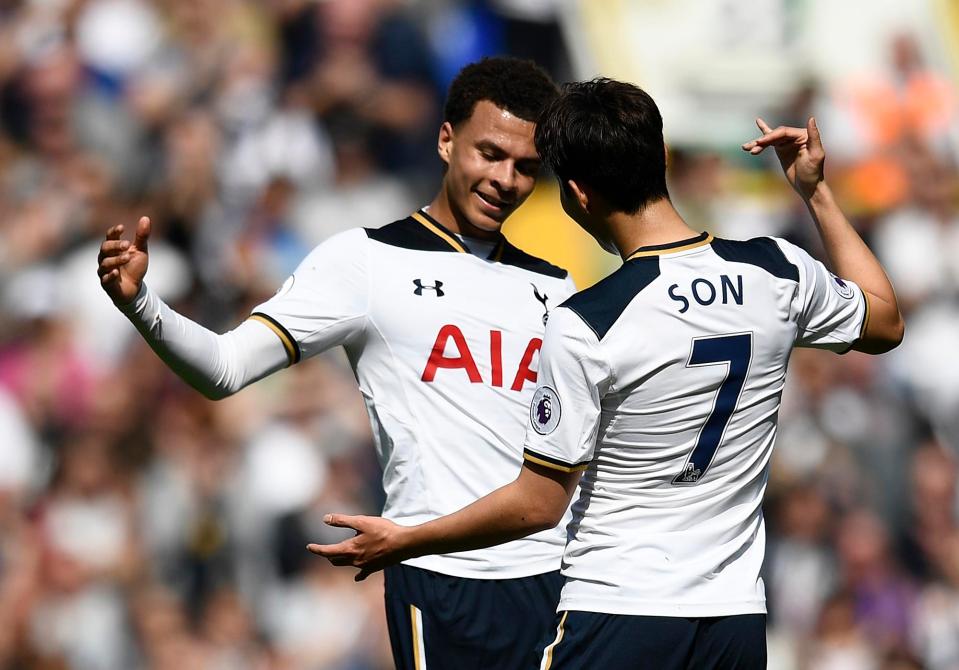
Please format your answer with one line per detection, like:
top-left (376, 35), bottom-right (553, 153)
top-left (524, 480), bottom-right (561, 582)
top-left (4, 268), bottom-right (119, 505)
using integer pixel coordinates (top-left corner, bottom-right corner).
top-left (524, 453), bottom-right (589, 473)
top-left (249, 314), bottom-right (298, 366)
top-left (411, 212), bottom-right (468, 254)
top-left (859, 288), bottom-right (871, 340)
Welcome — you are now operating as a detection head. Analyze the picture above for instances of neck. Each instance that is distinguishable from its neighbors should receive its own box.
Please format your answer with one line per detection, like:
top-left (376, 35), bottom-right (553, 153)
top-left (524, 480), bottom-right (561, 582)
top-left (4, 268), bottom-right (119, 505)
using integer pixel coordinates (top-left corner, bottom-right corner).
top-left (606, 198), bottom-right (700, 259)
top-left (428, 188), bottom-right (500, 241)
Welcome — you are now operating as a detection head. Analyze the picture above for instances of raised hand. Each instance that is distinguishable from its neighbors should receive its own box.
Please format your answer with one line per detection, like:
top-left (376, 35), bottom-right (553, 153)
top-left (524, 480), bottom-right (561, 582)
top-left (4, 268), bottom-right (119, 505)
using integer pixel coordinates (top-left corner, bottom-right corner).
top-left (307, 514), bottom-right (412, 582)
top-left (742, 117), bottom-right (825, 200)
top-left (98, 216), bottom-right (151, 305)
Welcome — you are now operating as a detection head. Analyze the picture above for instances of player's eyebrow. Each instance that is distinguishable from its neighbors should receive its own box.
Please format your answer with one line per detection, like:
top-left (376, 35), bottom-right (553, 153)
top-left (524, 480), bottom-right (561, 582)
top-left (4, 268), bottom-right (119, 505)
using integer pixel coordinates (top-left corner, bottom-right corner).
top-left (475, 139), bottom-right (540, 166)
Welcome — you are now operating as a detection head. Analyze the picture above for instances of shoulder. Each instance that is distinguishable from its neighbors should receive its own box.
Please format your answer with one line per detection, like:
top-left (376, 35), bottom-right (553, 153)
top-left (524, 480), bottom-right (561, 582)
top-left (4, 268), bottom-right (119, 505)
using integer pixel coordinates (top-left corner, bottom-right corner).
top-left (295, 228), bottom-right (369, 267)
top-left (710, 236), bottom-right (799, 282)
top-left (561, 257), bottom-right (661, 340)
top-left (498, 240), bottom-right (569, 280)
top-left (364, 216), bottom-right (456, 253)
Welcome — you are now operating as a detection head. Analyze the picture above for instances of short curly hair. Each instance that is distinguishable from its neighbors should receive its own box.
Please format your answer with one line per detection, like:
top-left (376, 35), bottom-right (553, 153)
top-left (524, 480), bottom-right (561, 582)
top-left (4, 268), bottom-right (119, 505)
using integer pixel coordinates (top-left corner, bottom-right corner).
top-left (444, 57), bottom-right (558, 127)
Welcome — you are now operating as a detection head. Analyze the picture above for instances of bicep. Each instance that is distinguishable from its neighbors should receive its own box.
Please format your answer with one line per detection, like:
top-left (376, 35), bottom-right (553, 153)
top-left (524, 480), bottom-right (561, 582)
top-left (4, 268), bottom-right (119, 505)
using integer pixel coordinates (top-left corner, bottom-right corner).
top-left (251, 231), bottom-right (369, 360)
top-left (849, 290), bottom-right (903, 354)
top-left (515, 462), bottom-right (581, 524)
top-left (780, 239), bottom-right (868, 351)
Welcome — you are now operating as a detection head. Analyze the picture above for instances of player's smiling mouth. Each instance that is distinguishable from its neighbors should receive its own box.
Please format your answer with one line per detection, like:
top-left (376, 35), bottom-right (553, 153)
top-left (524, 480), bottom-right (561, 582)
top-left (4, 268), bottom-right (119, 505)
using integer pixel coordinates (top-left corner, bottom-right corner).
top-left (474, 190), bottom-right (513, 212)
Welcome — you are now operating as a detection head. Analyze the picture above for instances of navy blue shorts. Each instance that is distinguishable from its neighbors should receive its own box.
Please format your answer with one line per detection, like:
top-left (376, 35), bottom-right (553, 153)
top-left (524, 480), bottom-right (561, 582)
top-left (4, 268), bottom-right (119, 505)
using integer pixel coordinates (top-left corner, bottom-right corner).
top-left (538, 610), bottom-right (766, 670)
top-left (384, 563), bottom-right (564, 670)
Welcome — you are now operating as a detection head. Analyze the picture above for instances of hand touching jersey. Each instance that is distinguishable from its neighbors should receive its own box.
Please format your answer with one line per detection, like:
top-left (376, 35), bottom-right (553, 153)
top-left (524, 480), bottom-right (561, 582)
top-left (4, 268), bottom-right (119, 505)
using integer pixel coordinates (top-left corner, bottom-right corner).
top-left (98, 216), bottom-right (152, 305)
top-left (742, 117), bottom-right (825, 200)
top-left (307, 514), bottom-right (413, 582)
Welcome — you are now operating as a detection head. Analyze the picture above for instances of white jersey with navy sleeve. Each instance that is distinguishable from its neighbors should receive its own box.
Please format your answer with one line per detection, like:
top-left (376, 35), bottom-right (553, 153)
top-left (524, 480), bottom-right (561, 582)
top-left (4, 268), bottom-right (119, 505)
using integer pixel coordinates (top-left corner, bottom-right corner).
top-left (253, 210), bottom-right (576, 579)
top-left (522, 233), bottom-right (867, 616)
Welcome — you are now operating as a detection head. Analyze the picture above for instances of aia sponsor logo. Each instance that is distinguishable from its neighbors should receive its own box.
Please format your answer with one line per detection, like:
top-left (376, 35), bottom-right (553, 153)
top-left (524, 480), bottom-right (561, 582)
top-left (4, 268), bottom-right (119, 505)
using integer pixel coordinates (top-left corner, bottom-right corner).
top-left (421, 324), bottom-right (540, 391)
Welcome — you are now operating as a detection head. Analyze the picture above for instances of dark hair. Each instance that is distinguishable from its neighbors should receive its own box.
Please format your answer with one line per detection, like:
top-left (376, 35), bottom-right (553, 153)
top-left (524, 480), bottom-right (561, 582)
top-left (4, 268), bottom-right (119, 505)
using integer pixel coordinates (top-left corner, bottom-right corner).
top-left (535, 78), bottom-right (669, 214)
top-left (444, 57), bottom-right (558, 127)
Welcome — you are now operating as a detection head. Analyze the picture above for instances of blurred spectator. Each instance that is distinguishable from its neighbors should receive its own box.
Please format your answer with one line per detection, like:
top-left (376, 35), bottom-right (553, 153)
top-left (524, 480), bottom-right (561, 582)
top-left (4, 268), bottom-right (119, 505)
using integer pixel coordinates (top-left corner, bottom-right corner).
top-left (835, 510), bottom-right (916, 654)
top-left (805, 591), bottom-right (880, 670)
top-left (833, 32), bottom-right (958, 213)
top-left (306, 0), bottom-right (440, 193)
top-left (0, 1), bottom-right (956, 667)
top-left (766, 483), bottom-right (837, 637)
top-left (29, 434), bottom-right (140, 669)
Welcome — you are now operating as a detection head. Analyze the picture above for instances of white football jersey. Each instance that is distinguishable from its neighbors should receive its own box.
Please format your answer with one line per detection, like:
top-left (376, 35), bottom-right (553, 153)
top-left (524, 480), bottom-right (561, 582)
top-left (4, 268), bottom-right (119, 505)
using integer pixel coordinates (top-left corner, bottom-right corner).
top-left (253, 210), bottom-right (576, 578)
top-left (522, 233), bottom-right (868, 616)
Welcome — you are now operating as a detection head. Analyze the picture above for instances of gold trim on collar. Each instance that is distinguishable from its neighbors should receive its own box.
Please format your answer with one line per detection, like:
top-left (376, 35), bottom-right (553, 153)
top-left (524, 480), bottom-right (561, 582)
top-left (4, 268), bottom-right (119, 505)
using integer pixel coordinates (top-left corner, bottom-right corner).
top-left (411, 211), bottom-right (468, 254)
top-left (627, 233), bottom-right (714, 260)
top-left (490, 239), bottom-right (505, 262)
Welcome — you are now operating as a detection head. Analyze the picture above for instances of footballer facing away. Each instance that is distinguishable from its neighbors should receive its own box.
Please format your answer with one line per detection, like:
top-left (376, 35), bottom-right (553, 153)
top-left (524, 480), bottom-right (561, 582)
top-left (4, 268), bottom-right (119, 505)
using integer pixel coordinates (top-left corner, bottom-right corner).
top-left (97, 58), bottom-right (578, 670)
top-left (309, 79), bottom-right (905, 669)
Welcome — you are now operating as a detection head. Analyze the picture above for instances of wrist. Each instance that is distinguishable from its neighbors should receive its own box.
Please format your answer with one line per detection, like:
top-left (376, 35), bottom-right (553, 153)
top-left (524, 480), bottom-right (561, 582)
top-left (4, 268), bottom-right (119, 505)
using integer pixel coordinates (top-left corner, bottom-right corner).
top-left (802, 181), bottom-right (833, 208)
top-left (395, 523), bottom-right (425, 561)
top-left (115, 283), bottom-right (148, 314)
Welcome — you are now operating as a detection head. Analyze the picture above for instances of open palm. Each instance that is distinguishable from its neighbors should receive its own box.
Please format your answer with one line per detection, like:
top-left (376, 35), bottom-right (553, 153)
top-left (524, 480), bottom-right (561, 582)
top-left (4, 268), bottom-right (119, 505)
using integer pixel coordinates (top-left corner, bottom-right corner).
top-left (98, 216), bottom-right (152, 305)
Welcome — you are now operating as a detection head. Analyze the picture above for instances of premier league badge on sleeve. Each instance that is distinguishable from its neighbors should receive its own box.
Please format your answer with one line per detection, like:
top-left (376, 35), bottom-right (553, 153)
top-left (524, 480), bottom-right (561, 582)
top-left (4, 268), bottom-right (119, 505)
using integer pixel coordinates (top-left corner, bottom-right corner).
top-left (530, 385), bottom-right (561, 435)
top-left (830, 273), bottom-right (855, 299)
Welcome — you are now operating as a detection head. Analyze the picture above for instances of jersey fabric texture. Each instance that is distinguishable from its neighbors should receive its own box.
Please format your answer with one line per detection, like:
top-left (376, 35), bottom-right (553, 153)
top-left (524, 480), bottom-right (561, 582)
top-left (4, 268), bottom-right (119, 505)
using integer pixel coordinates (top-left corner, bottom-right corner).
top-left (523, 233), bottom-right (868, 617)
top-left (254, 209), bottom-right (576, 579)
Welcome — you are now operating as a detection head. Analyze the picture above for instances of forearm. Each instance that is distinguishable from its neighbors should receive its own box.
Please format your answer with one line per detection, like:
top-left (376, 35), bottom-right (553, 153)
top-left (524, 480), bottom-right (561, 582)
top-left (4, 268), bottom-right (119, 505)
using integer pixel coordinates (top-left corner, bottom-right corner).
top-left (117, 284), bottom-right (288, 398)
top-left (803, 183), bottom-right (904, 350)
top-left (400, 479), bottom-right (563, 560)
top-left (804, 183), bottom-right (893, 301)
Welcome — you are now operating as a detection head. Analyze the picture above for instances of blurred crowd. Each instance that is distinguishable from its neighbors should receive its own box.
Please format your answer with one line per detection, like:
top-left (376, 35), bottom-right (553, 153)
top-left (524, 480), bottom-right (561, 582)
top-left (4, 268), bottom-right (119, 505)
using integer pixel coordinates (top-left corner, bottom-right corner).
top-left (0, 0), bottom-right (957, 668)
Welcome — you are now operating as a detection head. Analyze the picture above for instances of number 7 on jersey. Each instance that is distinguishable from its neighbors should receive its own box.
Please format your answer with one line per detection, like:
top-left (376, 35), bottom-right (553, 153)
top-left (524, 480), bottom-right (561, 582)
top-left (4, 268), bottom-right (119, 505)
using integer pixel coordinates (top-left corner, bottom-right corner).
top-left (673, 333), bottom-right (753, 485)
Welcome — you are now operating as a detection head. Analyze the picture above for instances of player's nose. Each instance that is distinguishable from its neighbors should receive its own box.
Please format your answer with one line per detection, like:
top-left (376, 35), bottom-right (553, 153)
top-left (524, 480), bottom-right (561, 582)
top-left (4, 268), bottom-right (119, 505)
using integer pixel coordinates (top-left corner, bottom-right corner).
top-left (490, 161), bottom-right (517, 194)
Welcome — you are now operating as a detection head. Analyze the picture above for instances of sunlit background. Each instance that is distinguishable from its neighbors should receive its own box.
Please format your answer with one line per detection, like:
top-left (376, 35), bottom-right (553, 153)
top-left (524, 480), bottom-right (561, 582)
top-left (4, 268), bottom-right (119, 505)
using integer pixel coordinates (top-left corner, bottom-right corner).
top-left (0, 0), bottom-right (957, 668)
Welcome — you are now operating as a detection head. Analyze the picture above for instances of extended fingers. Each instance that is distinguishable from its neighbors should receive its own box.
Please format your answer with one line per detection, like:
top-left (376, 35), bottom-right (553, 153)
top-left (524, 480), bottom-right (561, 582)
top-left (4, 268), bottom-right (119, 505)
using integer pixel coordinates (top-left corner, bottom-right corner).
top-left (104, 224), bottom-right (125, 241)
top-left (98, 239), bottom-right (130, 263)
top-left (97, 253), bottom-right (131, 276)
top-left (806, 117), bottom-right (824, 154)
top-left (307, 540), bottom-right (355, 560)
top-left (742, 125), bottom-right (807, 153)
top-left (324, 513), bottom-right (365, 531)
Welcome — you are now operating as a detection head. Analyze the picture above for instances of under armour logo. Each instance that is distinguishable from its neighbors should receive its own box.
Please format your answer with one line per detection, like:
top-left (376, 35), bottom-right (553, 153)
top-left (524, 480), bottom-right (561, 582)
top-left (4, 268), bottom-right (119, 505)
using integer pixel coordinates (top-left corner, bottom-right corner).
top-left (413, 279), bottom-right (444, 297)
top-left (532, 284), bottom-right (549, 325)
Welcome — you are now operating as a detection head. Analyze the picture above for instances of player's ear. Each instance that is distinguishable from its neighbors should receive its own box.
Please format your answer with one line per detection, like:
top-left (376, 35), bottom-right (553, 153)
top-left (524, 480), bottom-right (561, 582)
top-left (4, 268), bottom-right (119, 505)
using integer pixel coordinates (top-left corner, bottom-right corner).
top-left (566, 179), bottom-right (591, 213)
top-left (664, 142), bottom-right (670, 168)
top-left (438, 121), bottom-right (454, 166)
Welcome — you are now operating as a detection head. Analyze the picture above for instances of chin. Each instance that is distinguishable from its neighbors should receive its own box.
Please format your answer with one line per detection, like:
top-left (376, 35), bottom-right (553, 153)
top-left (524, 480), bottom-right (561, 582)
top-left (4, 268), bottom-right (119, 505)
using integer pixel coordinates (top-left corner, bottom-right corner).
top-left (467, 210), bottom-right (507, 234)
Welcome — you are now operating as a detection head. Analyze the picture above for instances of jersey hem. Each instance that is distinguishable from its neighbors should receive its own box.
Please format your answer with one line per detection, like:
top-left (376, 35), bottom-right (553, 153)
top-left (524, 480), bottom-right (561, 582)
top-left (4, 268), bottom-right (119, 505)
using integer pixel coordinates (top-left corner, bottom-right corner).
top-left (557, 596), bottom-right (767, 618)
top-left (401, 554), bottom-right (563, 580)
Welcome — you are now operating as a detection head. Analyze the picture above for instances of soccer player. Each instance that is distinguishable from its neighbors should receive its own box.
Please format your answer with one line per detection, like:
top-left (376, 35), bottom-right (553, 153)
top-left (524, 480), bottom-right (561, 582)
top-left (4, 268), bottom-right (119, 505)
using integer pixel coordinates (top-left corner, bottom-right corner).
top-left (96, 58), bottom-right (577, 669)
top-left (307, 79), bottom-right (905, 669)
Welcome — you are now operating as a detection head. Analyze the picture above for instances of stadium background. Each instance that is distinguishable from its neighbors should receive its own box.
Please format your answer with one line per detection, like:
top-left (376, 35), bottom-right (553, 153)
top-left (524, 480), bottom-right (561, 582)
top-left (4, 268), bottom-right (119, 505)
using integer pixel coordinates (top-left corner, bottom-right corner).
top-left (0, 0), bottom-right (957, 667)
